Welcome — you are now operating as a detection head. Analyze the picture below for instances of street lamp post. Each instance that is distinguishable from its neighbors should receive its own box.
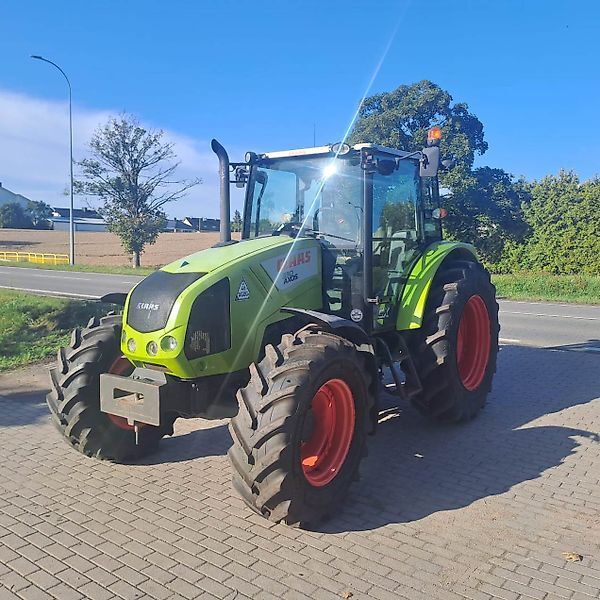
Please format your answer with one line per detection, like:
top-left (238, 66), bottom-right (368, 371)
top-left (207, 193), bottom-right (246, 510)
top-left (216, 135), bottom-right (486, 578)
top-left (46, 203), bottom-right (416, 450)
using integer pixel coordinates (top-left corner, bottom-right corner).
top-left (31, 55), bottom-right (75, 265)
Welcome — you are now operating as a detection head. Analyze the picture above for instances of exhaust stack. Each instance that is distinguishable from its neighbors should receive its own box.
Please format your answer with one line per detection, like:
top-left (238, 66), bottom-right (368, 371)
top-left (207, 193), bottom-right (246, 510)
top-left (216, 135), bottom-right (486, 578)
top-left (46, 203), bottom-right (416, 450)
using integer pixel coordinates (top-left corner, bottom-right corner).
top-left (211, 139), bottom-right (231, 243)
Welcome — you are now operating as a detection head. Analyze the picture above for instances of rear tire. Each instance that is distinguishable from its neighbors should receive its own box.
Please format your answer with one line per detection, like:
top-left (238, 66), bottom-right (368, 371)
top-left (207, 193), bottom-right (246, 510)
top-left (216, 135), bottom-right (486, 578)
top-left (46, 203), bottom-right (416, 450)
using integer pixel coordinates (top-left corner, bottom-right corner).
top-left (228, 327), bottom-right (374, 527)
top-left (47, 314), bottom-right (175, 461)
top-left (407, 260), bottom-right (499, 422)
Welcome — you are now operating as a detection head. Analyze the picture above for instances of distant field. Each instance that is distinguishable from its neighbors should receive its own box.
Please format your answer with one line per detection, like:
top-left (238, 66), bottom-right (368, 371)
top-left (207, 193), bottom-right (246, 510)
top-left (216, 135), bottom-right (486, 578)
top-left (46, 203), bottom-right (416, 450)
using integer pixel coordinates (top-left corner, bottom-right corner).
top-left (0, 229), bottom-right (240, 267)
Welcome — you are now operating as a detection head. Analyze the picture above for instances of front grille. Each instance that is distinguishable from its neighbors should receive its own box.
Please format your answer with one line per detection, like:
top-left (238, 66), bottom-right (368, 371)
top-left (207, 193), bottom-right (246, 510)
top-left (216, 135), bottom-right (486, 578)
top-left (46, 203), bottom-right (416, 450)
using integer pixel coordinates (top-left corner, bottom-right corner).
top-left (126, 271), bottom-right (203, 333)
top-left (184, 278), bottom-right (231, 359)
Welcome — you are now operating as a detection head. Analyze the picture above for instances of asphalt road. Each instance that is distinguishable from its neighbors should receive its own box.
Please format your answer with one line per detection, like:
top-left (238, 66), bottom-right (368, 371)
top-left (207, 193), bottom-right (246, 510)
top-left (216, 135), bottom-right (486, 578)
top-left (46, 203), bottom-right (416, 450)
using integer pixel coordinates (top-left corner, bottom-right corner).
top-left (0, 265), bottom-right (143, 299)
top-left (1, 265), bottom-right (598, 351)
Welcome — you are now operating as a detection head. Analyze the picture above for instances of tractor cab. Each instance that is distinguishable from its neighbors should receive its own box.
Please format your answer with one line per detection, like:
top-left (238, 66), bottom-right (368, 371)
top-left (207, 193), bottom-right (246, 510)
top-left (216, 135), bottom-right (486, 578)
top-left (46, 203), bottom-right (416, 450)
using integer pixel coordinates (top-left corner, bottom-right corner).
top-left (234, 135), bottom-right (445, 330)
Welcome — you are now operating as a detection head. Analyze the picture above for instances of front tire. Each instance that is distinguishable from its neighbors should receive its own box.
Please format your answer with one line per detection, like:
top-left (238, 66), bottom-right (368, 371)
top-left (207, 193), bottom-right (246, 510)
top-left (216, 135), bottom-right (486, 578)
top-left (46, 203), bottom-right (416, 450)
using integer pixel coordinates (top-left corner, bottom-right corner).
top-left (408, 260), bottom-right (500, 422)
top-left (47, 314), bottom-right (175, 461)
top-left (228, 327), bottom-right (374, 527)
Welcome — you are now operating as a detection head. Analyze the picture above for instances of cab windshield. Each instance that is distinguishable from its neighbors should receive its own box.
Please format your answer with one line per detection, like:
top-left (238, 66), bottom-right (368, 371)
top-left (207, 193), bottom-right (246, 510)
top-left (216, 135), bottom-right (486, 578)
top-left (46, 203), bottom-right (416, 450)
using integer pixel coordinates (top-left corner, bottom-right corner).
top-left (244, 155), bottom-right (363, 248)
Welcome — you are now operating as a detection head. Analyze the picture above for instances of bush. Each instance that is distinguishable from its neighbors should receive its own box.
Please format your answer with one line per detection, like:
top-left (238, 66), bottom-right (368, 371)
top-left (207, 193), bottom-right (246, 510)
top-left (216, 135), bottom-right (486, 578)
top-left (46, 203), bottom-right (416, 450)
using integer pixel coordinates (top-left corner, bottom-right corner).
top-left (0, 202), bottom-right (33, 228)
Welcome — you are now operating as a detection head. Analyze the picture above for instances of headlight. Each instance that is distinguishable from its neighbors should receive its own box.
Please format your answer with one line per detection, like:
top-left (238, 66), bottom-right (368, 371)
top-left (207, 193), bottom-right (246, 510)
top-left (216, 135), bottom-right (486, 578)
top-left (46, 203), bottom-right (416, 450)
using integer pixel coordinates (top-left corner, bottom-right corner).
top-left (146, 341), bottom-right (158, 356)
top-left (161, 336), bottom-right (178, 351)
top-left (127, 338), bottom-right (136, 353)
top-left (184, 278), bottom-right (231, 360)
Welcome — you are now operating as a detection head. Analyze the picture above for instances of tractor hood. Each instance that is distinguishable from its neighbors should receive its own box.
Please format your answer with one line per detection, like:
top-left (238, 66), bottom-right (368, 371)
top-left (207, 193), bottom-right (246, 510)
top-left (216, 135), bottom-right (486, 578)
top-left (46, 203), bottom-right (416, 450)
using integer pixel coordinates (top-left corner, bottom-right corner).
top-left (121, 234), bottom-right (323, 379)
top-left (161, 236), bottom-right (294, 275)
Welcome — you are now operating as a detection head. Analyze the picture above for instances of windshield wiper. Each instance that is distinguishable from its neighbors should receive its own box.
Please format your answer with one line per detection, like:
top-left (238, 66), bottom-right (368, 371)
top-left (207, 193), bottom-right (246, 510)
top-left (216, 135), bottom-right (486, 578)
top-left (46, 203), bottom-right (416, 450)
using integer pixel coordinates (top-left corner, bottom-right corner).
top-left (273, 223), bottom-right (356, 243)
top-left (292, 225), bottom-right (356, 243)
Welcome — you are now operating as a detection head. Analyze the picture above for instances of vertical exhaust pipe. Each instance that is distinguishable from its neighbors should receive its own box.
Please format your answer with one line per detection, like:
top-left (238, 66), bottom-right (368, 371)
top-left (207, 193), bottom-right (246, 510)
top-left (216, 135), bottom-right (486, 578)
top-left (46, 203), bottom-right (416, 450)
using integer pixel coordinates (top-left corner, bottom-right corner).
top-left (211, 139), bottom-right (231, 243)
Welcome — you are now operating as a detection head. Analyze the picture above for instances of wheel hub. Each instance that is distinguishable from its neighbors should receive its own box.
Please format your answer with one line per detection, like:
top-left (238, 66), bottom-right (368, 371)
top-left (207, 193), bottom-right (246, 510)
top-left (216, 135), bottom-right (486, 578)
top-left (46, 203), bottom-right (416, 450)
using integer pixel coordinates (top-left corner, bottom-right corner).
top-left (456, 295), bottom-right (491, 391)
top-left (301, 378), bottom-right (355, 487)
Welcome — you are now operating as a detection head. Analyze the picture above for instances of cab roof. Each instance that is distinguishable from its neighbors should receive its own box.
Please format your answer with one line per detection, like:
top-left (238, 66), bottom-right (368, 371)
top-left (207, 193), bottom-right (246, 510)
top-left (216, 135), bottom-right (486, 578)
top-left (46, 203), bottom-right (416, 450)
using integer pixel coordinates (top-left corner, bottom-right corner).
top-left (260, 143), bottom-right (417, 160)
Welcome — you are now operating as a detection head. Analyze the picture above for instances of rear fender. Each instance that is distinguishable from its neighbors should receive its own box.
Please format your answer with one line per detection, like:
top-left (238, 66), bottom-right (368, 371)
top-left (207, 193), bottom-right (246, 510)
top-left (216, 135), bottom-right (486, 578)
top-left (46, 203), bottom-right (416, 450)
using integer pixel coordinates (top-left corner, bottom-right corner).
top-left (396, 242), bottom-right (478, 331)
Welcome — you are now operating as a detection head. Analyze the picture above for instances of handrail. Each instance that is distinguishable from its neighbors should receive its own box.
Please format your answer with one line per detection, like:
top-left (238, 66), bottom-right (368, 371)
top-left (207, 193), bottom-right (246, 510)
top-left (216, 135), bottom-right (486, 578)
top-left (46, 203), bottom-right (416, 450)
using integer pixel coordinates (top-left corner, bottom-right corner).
top-left (0, 251), bottom-right (70, 265)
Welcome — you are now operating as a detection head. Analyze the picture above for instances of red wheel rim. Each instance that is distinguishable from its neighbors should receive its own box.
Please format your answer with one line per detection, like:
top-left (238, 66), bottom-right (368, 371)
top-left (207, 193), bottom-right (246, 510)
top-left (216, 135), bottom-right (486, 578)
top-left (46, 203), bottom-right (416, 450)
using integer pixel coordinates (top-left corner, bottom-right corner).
top-left (456, 295), bottom-right (491, 391)
top-left (106, 356), bottom-right (141, 431)
top-left (301, 378), bottom-right (355, 487)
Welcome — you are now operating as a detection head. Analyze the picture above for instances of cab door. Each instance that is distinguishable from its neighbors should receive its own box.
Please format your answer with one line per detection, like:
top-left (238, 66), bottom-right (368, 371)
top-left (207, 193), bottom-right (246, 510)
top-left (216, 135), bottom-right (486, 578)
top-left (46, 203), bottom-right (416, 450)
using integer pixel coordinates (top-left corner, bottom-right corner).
top-left (371, 159), bottom-right (421, 329)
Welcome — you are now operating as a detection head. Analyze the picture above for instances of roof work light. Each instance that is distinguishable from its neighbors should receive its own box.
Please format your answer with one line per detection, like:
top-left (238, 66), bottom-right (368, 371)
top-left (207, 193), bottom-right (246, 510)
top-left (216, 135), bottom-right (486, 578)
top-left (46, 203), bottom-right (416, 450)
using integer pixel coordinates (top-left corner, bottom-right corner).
top-left (427, 126), bottom-right (442, 146)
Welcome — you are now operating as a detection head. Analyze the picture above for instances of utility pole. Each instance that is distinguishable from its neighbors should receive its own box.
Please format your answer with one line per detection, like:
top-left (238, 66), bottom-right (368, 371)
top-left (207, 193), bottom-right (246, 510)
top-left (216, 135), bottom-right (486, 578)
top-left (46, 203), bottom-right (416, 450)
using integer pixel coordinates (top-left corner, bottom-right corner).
top-left (31, 55), bottom-right (75, 265)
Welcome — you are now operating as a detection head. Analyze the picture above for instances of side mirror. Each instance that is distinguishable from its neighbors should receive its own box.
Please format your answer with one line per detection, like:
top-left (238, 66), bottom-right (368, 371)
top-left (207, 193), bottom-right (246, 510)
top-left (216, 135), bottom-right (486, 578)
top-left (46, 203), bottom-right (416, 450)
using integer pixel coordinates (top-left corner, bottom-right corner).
top-left (234, 166), bottom-right (249, 188)
top-left (377, 159), bottom-right (396, 176)
top-left (419, 146), bottom-right (440, 177)
top-left (255, 171), bottom-right (268, 186)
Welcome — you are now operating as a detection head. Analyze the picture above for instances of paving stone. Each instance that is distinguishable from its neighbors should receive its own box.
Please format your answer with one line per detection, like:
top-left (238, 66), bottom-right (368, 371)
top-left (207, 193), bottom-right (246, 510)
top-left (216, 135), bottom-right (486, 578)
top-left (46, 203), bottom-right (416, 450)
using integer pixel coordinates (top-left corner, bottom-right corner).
top-left (0, 348), bottom-right (598, 600)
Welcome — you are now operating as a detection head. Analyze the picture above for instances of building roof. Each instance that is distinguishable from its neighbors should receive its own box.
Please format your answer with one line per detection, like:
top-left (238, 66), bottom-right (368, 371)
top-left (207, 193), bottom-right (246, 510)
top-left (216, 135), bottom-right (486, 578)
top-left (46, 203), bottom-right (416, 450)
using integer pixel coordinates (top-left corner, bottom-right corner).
top-left (51, 207), bottom-right (103, 220)
top-left (164, 218), bottom-right (195, 231)
top-left (0, 184), bottom-right (31, 208)
top-left (182, 217), bottom-right (220, 230)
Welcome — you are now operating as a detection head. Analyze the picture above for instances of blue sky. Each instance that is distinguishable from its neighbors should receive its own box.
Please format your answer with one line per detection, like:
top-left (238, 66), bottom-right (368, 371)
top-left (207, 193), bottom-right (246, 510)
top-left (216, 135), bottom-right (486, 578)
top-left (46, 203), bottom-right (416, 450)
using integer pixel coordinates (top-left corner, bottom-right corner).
top-left (1, 0), bottom-right (598, 217)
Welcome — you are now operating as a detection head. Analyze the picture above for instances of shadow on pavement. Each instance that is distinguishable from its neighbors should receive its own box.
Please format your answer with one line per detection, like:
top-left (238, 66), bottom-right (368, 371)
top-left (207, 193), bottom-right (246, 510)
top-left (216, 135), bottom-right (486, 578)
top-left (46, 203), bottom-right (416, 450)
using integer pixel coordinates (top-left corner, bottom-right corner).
top-left (139, 423), bottom-right (231, 464)
top-left (321, 344), bottom-right (600, 533)
top-left (2, 344), bottom-right (598, 529)
top-left (548, 338), bottom-right (600, 353)
top-left (0, 391), bottom-right (50, 427)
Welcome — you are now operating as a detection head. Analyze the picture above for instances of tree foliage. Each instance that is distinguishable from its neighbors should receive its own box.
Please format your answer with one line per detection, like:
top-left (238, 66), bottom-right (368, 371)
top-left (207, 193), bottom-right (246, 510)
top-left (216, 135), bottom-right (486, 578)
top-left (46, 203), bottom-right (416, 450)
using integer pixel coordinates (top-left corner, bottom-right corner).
top-left (0, 202), bottom-right (31, 229)
top-left (500, 171), bottom-right (600, 275)
top-left (78, 114), bottom-right (200, 266)
top-left (350, 80), bottom-right (599, 275)
top-left (231, 209), bottom-right (243, 232)
top-left (27, 200), bottom-right (52, 229)
top-left (349, 80), bottom-right (487, 177)
top-left (444, 167), bottom-right (531, 264)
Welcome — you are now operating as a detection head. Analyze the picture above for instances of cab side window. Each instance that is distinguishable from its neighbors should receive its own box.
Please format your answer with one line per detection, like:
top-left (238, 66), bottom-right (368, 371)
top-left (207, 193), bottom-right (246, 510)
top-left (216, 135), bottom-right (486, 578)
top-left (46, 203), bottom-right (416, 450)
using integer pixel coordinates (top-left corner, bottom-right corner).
top-left (372, 160), bottom-right (420, 327)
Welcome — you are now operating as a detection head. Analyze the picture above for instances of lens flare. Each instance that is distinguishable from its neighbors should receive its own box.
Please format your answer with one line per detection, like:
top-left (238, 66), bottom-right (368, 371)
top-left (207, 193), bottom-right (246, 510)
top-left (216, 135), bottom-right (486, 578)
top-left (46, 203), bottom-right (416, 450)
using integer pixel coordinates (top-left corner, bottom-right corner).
top-left (227, 10), bottom-right (408, 372)
top-left (322, 163), bottom-right (337, 179)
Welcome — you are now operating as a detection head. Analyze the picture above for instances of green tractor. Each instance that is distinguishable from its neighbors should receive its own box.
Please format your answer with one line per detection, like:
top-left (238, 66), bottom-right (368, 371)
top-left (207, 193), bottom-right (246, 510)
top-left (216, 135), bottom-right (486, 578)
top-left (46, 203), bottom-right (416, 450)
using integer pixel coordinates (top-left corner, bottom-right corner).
top-left (47, 128), bottom-right (499, 527)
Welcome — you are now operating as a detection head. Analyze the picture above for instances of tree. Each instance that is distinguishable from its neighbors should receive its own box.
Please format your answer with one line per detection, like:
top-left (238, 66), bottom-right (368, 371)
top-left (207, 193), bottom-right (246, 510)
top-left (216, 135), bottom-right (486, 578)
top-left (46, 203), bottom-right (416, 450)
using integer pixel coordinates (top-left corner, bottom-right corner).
top-left (231, 209), bottom-right (243, 232)
top-left (443, 167), bottom-right (531, 265)
top-left (27, 200), bottom-right (52, 229)
top-left (78, 114), bottom-right (201, 267)
top-left (0, 202), bottom-right (32, 229)
top-left (349, 80), bottom-right (488, 178)
top-left (514, 171), bottom-right (600, 275)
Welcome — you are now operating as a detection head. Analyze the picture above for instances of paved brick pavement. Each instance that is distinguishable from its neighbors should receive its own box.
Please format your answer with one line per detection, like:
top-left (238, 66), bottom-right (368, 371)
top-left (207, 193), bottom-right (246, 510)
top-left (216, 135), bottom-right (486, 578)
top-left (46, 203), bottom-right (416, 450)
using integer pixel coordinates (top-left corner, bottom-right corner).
top-left (0, 345), bottom-right (599, 600)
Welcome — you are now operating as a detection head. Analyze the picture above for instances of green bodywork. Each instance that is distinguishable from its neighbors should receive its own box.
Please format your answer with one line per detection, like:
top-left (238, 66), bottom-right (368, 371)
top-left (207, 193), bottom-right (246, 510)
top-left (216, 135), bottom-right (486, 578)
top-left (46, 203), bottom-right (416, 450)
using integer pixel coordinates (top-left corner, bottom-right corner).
top-left (120, 237), bottom-right (477, 380)
top-left (396, 241), bottom-right (477, 330)
top-left (121, 236), bottom-right (322, 379)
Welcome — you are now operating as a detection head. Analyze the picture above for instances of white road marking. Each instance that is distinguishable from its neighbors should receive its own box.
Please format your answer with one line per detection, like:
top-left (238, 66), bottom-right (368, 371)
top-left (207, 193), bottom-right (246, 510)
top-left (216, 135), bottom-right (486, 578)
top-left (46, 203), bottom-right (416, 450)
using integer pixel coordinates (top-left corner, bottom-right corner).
top-left (0, 285), bottom-right (99, 299)
top-left (0, 266), bottom-right (140, 281)
top-left (501, 310), bottom-right (599, 321)
top-left (499, 337), bottom-right (522, 344)
top-left (1, 272), bottom-right (95, 281)
top-left (499, 299), bottom-right (599, 309)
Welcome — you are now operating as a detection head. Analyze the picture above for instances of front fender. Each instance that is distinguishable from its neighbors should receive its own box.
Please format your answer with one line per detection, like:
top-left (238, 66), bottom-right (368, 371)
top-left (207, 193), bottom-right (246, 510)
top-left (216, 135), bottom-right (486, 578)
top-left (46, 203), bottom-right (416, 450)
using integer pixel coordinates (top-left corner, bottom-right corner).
top-left (396, 242), bottom-right (478, 331)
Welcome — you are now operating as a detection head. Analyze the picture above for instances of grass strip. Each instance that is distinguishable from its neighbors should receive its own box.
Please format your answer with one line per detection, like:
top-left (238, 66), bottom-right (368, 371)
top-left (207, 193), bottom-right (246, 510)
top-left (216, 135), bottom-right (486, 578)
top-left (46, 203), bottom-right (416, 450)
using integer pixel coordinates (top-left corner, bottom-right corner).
top-left (493, 273), bottom-right (600, 305)
top-left (0, 290), bottom-right (113, 372)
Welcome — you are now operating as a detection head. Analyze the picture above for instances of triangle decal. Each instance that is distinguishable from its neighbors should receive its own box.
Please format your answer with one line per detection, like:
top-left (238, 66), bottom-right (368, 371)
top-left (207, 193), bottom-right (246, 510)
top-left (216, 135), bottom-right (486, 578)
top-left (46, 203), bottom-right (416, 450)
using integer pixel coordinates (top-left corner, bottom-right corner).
top-left (235, 278), bottom-right (250, 301)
